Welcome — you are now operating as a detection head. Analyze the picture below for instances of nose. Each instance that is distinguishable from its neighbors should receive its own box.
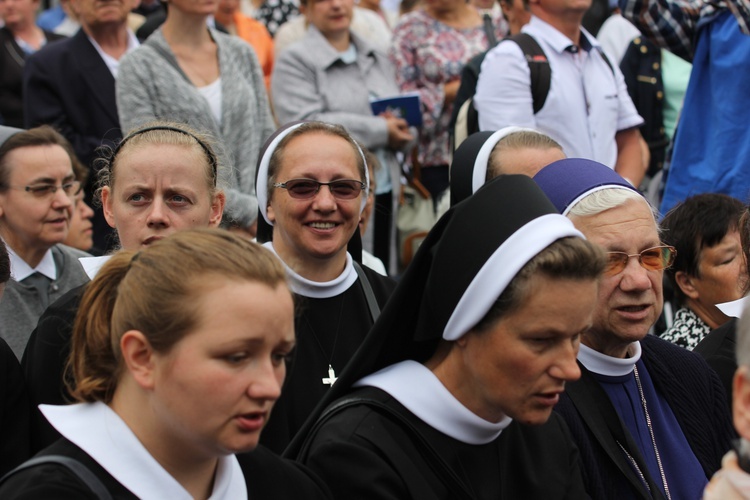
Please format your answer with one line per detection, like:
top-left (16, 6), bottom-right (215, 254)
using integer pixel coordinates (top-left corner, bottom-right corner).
top-left (247, 361), bottom-right (283, 402)
top-left (618, 256), bottom-right (653, 292)
top-left (51, 187), bottom-right (74, 211)
top-left (80, 200), bottom-right (95, 220)
top-left (146, 201), bottom-right (170, 228)
top-left (311, 185), bottom-right (338, 213)
top-left (549, 342), bottom-right (581, 382)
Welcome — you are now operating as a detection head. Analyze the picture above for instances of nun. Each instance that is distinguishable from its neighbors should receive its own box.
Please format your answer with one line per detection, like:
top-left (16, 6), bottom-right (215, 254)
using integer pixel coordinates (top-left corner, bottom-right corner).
top-left (254, 121), bottom-right (396, 453)
top-left (287, 174), bottom-right (606, 499)
top-left (449, 127), bottom-right (565, 206)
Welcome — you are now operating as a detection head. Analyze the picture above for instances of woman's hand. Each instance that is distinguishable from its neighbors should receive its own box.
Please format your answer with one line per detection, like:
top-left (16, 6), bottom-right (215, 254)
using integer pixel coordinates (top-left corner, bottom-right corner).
top-left (385, 116), bottom-right (414, 149)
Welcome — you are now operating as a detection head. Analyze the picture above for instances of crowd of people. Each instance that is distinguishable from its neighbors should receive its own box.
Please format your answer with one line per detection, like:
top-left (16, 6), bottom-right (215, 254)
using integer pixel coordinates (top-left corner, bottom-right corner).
top-left (1, 0), bottom-right (750, 497)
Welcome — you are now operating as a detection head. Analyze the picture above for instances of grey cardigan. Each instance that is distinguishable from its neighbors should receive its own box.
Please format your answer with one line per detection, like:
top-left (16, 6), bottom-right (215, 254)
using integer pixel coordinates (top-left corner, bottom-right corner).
top-left (0, 244), bottom-right (90, 359)
top-left (271, 26), bottom-right (399, 150)
top-left (116, 29), bottom-right (276, 228)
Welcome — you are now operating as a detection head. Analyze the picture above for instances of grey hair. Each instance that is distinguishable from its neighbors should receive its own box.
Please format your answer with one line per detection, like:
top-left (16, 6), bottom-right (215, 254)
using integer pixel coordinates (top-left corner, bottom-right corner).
top-left (568, 188), bottom-right (658, 220)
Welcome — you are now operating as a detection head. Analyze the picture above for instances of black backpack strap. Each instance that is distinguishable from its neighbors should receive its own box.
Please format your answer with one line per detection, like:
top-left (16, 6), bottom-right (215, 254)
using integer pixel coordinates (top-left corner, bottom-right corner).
top-left (353, 261), bottom-right (381, 323)
top-left (299, 396), bottom-right (476, 500)
top-left (0, 455), bottom-right (113, 500)
top-left (508, 33), bottom-right (551, 114)
top-left (481, 12), bottom-right (497, 48)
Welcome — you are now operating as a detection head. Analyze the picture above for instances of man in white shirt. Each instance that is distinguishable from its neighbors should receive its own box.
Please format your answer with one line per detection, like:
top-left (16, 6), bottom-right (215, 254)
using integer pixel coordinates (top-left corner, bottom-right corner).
top-left (474, 0), bottom-right (646, 186)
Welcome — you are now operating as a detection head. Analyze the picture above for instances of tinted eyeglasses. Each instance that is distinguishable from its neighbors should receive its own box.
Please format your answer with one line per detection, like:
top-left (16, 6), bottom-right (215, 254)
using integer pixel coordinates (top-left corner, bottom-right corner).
top-left (273, 178), bottom-right (365, 200)
top-left (605, 245), bottom-right (676, 277)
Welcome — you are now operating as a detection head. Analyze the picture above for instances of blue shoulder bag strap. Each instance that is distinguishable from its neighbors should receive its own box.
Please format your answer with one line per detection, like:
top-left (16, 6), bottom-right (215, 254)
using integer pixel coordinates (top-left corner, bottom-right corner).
top-left (0, 455), bottom-right (113, 500)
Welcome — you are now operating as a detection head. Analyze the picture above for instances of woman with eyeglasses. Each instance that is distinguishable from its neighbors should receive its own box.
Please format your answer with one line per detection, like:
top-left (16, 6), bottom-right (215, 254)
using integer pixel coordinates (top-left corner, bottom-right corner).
top-left (0, 125), bottom-right (89, 360)
top-left (254, 121), bottom-right (397, 453)
top-left (22, 122), bottom-right (226, 451)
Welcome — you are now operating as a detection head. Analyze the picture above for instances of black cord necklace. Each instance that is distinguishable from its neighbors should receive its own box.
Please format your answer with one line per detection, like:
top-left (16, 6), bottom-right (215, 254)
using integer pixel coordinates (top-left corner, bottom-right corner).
top-left (305, 294), bottom-right (347, 388)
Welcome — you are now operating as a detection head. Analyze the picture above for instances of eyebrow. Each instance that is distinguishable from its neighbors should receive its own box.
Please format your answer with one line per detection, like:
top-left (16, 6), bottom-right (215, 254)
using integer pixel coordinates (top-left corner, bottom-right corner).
top-left (27, 173), bottom-right (76, 185)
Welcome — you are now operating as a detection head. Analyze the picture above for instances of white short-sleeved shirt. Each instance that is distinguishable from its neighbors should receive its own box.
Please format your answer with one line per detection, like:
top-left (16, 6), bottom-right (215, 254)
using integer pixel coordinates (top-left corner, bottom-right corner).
top-left (474, 16), bottom-right (643, 168)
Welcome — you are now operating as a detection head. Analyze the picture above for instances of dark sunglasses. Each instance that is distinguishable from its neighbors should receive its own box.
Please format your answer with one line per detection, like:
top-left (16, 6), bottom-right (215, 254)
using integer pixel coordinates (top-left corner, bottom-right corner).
top-left (273, 178), bottom-right (365, 200)
top-left (605, 245), bottom-right (676, 276)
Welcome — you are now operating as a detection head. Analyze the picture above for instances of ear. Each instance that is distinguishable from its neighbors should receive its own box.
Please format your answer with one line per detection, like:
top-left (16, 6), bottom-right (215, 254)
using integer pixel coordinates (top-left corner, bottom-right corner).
top-left (675, 270), bottom-right (699, 300)
top-left (267, 201), bottom-right (276, 223)
top-left (209, 191), bottom-right (226, 228)
top-left (120, 330), bottom-right (157, 391)
top-left (735, 366), bottom-right (750, 439)
top-left (100, 186), bottom-right (117, 229)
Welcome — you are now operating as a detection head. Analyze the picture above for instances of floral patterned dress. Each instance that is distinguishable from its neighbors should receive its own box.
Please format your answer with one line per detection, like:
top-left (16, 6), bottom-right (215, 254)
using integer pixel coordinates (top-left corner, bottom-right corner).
top-left (389, 9), bottom-right (507, 170)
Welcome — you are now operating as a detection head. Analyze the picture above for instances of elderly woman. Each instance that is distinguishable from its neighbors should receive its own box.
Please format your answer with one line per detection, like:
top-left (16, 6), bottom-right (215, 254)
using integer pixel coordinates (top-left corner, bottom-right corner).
top-left (287, 175), bottom-right (605, 498)
top-left (116, 0), bottom-right (274, 236)
top-left (660, 193), bottom-right (746, 350)
top-left (0, 125), bottom-right (89, 359)
top-left (272, 0), bottom-right (413, 271)
top-left (0, 229), bottom-right (331, 498)
top-left (254, 121), bottom-right (396, 453)
top-left (22, 122), bottom-right (226, 451)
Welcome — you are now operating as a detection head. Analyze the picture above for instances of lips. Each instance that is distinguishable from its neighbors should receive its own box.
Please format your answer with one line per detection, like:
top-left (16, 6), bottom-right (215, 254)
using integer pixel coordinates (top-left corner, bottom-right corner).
top-left (615, 304), bottom-right (652, 321)
top-left (142, 235), bottom-right (164, 246)
top-left (235, 412), bottom-right (267, 432)
top-left (308, 221), bottom-right (338, 229)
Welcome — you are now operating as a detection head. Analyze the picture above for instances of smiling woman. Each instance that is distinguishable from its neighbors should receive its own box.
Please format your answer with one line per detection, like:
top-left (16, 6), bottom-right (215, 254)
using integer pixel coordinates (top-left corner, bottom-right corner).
top-left (0, 125), bottom-right (90, 359)
top-left (254, 121), bottom-right (397, 453)
top-left (0, 229), bottom-right (331, 499)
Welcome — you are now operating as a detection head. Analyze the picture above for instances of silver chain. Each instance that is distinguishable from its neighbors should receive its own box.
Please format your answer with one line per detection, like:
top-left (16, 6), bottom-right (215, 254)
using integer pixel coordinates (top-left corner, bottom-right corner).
top-left (633, 366), bottom-right (672, 500)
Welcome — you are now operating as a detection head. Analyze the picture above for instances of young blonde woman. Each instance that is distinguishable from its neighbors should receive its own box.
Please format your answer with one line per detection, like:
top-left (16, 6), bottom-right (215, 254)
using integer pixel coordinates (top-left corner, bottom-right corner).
top-left (0, 229), bottom-right (330, 498)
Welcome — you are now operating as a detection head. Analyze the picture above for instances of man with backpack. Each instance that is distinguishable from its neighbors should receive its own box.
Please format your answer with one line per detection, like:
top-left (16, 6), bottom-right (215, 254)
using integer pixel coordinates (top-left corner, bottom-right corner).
top-left (474, 0), bottom-right (647, 187)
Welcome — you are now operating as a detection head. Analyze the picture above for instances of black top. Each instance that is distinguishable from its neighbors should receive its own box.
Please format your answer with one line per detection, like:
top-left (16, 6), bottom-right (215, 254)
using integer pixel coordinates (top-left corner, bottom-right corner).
top-left (22, 284), bottom-right (86, 453)
top-left (259, 266), bottom-right (396, 453)
top-left (299, 386), bottom-right (587, 499)
top-left (694, 317), bottom-right (737, 413)
top-left (0, 27), bottom-right (64, 128)
top-left (0, 337), bottom-right (31, 476)
top-left (0, 438), bottom-right (331, 499)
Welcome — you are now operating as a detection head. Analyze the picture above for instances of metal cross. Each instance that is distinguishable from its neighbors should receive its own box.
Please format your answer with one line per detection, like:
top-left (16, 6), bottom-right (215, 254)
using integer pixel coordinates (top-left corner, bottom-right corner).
top-left (322, 364), bottom-right (338, 387)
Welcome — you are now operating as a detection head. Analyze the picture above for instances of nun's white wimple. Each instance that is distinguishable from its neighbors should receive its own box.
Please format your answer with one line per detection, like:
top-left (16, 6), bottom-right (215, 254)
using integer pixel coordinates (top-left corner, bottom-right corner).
top-left (442, 214), bottom-right (583, 341)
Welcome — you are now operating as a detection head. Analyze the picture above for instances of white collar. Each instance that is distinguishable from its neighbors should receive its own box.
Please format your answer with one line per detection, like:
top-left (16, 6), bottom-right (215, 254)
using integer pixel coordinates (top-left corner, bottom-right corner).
top-left (40, 403), bottom-right (247, 500)
top-left (8, 245), bottom-right (56, 281)
top-left (86, 29), bottom-right (139, 78)
top-left (577, 341), bottom-right (642, 377)
top-left (263, 242), bottom-right (358, 298)
top-left (79, 255), bottom-right (111, 280)
top-left (355, 360), bottom-right (512, 445)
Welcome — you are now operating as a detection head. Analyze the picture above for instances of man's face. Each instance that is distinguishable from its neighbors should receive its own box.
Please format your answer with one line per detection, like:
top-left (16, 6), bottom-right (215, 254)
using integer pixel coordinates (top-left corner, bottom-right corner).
top-left (571, 199), bottom-right (663, 358)
top-left (70, 0), bottom-right (133, 30)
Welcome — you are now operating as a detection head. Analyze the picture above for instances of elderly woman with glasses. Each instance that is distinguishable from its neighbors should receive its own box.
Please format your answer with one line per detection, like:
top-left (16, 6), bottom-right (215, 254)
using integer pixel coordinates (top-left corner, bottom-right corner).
top-left (0, 125), bottom-right (89, 359)
top-left (254, 121), bottom-right (396, 454)
top-left (532, 158), bottom-right (734, 500)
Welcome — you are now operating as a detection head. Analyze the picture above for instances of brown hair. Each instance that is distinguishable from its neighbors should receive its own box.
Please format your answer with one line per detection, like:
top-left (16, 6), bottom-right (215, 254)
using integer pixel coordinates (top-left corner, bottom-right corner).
top-left (0, 126), bottom-right (75, 190)
top-left (266, 121), bottom-right (366, 199)
top-left (473, 236), bottom-right (606, 332)
top-left (95, 122), bottom-right (221, 206)
top-left (68, 228), bottom-right (289, 403)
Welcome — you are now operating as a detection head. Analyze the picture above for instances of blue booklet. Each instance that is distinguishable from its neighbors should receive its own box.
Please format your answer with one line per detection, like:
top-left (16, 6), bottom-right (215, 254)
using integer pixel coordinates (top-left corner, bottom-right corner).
top-left (370, 92), bottom-right (422, 127)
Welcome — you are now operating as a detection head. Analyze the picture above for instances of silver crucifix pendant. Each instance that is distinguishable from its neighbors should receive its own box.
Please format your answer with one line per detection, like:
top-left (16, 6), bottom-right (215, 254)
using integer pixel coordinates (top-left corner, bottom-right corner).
top-left (322, 364), bottom-right (337, 387)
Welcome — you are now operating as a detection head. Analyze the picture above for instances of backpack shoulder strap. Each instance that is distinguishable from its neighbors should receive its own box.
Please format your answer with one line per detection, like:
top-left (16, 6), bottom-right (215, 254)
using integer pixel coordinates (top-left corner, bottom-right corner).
top-left (352, 261), bottom-right (381, 323)
top-left (0, 455), bottom-right (113, 500)
top-left (508, 33), bottom-right (551, 114)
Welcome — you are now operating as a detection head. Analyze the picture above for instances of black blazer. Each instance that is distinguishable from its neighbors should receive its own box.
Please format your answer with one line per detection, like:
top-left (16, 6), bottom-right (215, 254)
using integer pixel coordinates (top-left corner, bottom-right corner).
top-left (23, 28), bottom-right (122, 169)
